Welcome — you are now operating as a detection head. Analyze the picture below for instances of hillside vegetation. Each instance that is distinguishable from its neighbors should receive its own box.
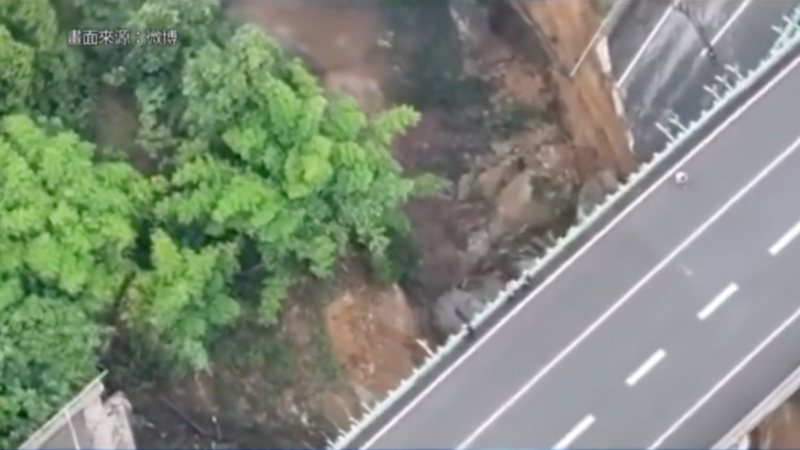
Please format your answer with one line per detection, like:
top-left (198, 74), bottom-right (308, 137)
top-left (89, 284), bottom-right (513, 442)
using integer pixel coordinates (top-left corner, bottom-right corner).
top-left (0, 0), bottom-right (440, 446)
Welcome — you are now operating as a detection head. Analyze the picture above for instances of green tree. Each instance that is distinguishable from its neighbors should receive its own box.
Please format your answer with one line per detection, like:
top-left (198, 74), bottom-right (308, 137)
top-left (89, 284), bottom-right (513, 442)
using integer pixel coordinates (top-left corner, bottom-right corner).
top-left (124, 229), bottom-right (241, 369)
top-left (152, 23), bottom-right (421, 323)
top-left (0, 0), bottom-right (89, 130)
top-left (0, 25), bottom-right (35, 113)
top-left (0, 294), bottom-right (102, 448)
top-left (68, 0), bottom-right (431, 361)
top-left (0, 114), bottom-right (152, 447)
top-left (0, 115), bottom-right (152, 308)
top-left (0, 0), bottom-right (443, 445)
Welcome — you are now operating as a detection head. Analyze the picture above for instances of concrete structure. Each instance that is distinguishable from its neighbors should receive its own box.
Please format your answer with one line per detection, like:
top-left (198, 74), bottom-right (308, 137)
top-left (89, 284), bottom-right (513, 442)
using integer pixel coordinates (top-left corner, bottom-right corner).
top-left (606, 0), bottom-right (800, 157)
top-left (19, 373), bottom-right (136, 450)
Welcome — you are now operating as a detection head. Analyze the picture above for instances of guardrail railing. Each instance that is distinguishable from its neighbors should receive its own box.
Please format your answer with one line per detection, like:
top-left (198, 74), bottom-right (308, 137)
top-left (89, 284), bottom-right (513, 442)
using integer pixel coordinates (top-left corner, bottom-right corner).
top-left (327, 10), bottom-right (800, 450)
top-left (713, 364), bottom-right (800, 450)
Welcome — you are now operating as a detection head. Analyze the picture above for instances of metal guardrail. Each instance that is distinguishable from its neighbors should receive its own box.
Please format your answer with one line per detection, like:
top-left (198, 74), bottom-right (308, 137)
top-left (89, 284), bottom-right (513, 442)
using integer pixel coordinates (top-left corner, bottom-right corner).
top-left (772, 6), bottom-right (800, 52)
top-left (327, 11), bottom-right (800, 450)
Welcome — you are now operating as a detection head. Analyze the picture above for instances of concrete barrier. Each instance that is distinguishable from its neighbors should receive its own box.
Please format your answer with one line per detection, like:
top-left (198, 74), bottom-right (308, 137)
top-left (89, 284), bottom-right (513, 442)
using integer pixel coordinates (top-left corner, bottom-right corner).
top-left (712, 364), bottom-right (800, 450)
top-left (19, 372), bottom-right (106, 450)
top-left (327, 11), bottom-right (800, 450)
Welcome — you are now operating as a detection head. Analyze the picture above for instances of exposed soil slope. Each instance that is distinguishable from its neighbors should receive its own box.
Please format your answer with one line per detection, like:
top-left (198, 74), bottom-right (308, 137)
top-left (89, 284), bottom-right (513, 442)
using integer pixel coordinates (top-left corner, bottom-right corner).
top-left (123, 1), bottom-right (637, 447)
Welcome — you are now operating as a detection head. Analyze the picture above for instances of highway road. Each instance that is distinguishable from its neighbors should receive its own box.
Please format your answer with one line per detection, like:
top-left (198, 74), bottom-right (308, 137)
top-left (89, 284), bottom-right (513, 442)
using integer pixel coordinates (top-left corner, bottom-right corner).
top-left (351, 46), bottom-right (800, 449)
top-left (609, 0), bottom-right (800, 156)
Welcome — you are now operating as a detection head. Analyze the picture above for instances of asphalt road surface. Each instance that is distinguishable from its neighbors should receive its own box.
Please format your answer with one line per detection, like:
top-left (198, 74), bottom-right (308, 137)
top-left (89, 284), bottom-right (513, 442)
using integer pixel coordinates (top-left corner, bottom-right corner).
top-left (609, 0), bottom-right (800, 157)
top-left (352, 46), bottom-right (800, 450)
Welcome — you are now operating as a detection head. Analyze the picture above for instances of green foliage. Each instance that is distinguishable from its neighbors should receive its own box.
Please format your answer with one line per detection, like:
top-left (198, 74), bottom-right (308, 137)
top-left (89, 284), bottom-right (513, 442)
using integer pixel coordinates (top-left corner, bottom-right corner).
top-left (0, 114), bottom-right (151, 309)
top-left (0, 0), bottom-right (91, 130)
top-left (0, 26), bottom-right (35, 113)
top-left (155, 22), bottom-right (421, 323)
top-left (0, 0), bottom-right (441, 445)
top-left (0, 296), bottom-right (101, 449)
top-left (125, 229), bottom-right (240, 369)
top-left (0, 114), bottom-right (150, 447)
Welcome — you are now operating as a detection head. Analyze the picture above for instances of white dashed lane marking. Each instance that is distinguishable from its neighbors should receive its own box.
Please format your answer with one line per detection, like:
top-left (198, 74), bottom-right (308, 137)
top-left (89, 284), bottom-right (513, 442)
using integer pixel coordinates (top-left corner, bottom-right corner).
top-left (698, 283), bottom-right (739, 321)
top-left (626, 349), bottom-right (667, 387)
top-left (554, 415), bottom-right (596, 449)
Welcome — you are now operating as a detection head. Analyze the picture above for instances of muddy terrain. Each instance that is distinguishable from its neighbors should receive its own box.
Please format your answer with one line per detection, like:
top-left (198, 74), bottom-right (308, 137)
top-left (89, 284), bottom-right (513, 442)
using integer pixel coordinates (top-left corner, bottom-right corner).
top-left (123, 1), bottom-right (636, 447)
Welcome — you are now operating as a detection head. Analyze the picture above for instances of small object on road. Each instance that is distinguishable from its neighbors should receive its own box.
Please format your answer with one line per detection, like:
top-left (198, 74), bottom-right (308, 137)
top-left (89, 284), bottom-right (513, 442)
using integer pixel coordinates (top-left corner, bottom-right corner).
top-left (674, 170), bottom-right (689, 186)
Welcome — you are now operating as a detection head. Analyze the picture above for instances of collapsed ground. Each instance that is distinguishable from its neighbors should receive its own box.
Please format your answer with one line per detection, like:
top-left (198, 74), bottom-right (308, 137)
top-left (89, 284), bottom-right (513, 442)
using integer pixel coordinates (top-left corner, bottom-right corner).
top-left (124, 1), bottom-right (635, 448)
top-left (0, 0), bottom-right (635, 447)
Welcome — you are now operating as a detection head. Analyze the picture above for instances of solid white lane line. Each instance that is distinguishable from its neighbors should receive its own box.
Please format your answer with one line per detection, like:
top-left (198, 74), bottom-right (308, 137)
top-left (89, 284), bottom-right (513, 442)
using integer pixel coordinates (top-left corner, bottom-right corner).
top-left (617, 4), bottom-right (674, 87)
top-left (702, 0), bottom-right (754, 56)
top-left (359, 52), bottom-right (800, 450)
top-left (456, 133), bottom-right (800, 450)
top-left (698, 283), bottom-right (739, 320)
top-left (554, 415), bottom-right (596, 449)
top-left (649, 302), bottom-right (800, 449)
top-left (626, 349), bottom-right (667, 387)
top-left (769, 219), bottom-right (800, 255)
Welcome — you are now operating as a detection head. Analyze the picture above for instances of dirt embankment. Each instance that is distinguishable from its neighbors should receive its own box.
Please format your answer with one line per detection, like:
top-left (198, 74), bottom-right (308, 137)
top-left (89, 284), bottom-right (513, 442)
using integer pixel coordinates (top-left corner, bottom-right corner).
top-left (509, 0), bottom-right (635, 176)
top-left (124, 1), bottom-right (638, 448)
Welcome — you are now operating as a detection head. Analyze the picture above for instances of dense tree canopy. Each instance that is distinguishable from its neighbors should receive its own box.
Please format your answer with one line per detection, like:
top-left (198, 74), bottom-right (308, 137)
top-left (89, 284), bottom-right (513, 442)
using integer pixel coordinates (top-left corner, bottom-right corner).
top-left (0, 0), bottom-right (437, 446)
top-left (0, 0), bottom-right (90, 128)
top-left (157, 24), bottom-right (420, 319)
top-left (0, 114), bottom-right (150, 446)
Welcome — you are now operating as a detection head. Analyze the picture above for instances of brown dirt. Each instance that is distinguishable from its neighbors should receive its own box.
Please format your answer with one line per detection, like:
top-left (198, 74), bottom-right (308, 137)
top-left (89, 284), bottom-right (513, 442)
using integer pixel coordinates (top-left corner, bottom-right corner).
top-left (229, 0), bottom-right (392, 89)
top-left (391, 0), bottom-right (640, 298)
top-left (392, 108), bottom-right (495, 296)
top-left (511, 0), bottom-right (637, 177)
top-left (128, 262), bottom-right (424, 449)
top-left (427, 0), bottom-right (634, 277)
top-left (323, 267), bottom-right (423, 401)
top-left (403, 193), bottom-right (492, 297)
